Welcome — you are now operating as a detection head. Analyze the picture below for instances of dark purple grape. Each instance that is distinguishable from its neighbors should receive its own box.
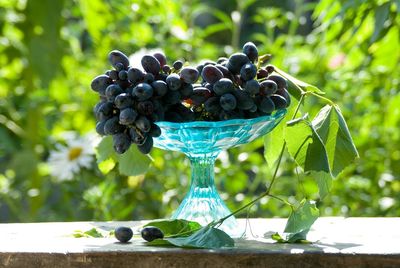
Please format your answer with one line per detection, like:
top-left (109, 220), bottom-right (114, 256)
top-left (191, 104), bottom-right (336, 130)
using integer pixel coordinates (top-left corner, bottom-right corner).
top-left (249, 103), bottom-right (258, 112)
top-left (162, 65), bottom-right (171, 74)
top-left (190, 87), bottom-right (212, 105)
top-left (114, 93), bottom-right (134, 110)
top-left (115, 226), bottom-right (133, 243)
top-left (215, 64), bottom-right (234, 80)
top-left (242, 42), bottom-right (258, 62)
top-left (137, 136), bottom-right (153, 154)
top-left (97, 101), bottom-right (114, 121)
top-left (137, 101), bottom-right (154, 116)
top-left (203, 60), bottom-right (216, 66)
top-left (173, 104), bottom-right (195, 122)
top-left (104, 116), bottom-right (125, 135)
top-left (166, 73), bottom-right (182, 91)
top-left (108, 50), bottom-right (130, 69)
top-left (204, 96), bottom-right (221, 114)
top-left (119, 108), bottom-right (138, 125)
top-left (276, 88), bottom-right (291, 106)
top-left (118, 70), bottom-right (128, 80)
top-left (153, 52), bottom-right (167, 67)
top-left (151, 80), bottom-right (168, 97)
top-left (260, 80), bottom-right (278, 96)
top-left (141, 226), bottom-right (164, 242)
top-left (150, 107), bottom-right (165, 122)
top-left (217, 57), bottom-right (228, 64)
top-left (220, 93), bottom-right (237, 111)
top-left (116, 79), bottom-right (131, 90)
top-left (163, 90), bottom-right (181, 105)
top-left (240, 63), bottom-right (257, 81)
top-left (180, 67), bottom-right (199, 84)
top-left (109, 70), bottom-right (119, 81)
top-left (244, 79), bottom-right (260, 95)
top-left (127, 68), bottom-right (145, 84)
top-left (196, 64), bottom-right (204, 74)
top-left (133, 83), bottom-right (153, 101)
top-left (257, 96), bottom-right (275, 114)
top-left (149, 123), bottom-right (161, 137)
top-left (143, 73), bottom-right (155, 84)
top-left (93, 101), bottom-right (106, 119)
top-left (91, 75), bottom-right (113, 93)
top-left (233, 90), bottom-right (254, 110)
top-left (115, 62), bottom-right (125, 72)
top-left (135, 115), bottom-right (151, 133)
top-left (201, 65), bottom-right (223, 84)
top-left (129, 128), bottom-right (145, 145)
top-left (141, 55), bottom-right (161, 75)
top-left (155, 73), bottom-right (167, 82)
top-left (270, 94), bottom-right (288, 109)
top-left (265, 65), bottom-right (275, 74)
top-left (113, 133), bottom-right (131, 154)
top-left (95, 121), bottom-right (107, 136)
top-left (105, 84), bottom-right (123, 102)
top-left (180, 83), bottom-right (194, 98)
top-left (212, 78), bottom-right (234, 96)
top-left (267, 75), bottom-right (288, 89)
top-left (173, 60), bottom-right (183, 70)
top-left (227, 53), bottom-right (250, 74)
top-left (257, 69), bottom-right (269, 79)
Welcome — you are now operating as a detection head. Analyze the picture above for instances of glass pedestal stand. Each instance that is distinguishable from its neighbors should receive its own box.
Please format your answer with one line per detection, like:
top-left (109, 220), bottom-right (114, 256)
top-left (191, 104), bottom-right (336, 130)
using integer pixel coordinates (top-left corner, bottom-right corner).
top-left (154, 109), bottom-right (286, 237)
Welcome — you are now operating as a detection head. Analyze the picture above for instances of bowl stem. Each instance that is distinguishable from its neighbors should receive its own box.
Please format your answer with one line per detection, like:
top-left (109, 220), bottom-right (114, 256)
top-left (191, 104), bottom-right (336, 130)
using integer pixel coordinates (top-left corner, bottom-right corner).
top-left (171, 152), bottom-right (242, 237)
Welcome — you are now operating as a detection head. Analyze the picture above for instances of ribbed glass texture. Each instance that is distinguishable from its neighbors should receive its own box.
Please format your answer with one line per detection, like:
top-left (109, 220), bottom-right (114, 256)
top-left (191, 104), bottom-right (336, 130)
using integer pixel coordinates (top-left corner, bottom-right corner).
top-left (154, 109), bottom-right (286, 236)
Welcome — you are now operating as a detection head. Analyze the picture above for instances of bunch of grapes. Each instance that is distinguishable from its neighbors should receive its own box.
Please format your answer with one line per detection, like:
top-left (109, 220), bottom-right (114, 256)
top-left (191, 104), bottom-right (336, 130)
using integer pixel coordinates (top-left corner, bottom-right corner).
top-left (91, 42), bottom-right (291, 155)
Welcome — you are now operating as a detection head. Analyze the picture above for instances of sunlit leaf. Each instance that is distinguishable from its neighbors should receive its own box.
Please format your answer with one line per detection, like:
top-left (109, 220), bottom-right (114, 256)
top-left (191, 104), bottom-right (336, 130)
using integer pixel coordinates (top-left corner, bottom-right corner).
top-left (117, 145), bottom-right (151, 176)
top-left (284, 117), bottom-right (331, 174)
top-left (143, 219), bottom-right (202, 237)
top-left (371, 2), bottom-right (390, 43)
top-left (312, 105), bottom-right (359, 177)
top-left (165, 226), bottom-right (234, 249)
top-left (284, 199), bottom-right (319, 242)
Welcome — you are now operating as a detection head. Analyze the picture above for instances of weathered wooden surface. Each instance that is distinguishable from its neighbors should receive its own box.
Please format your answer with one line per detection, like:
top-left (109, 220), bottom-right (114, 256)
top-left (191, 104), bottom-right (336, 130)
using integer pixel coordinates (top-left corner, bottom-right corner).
top-left (0, 217), bottom-right (399, 268)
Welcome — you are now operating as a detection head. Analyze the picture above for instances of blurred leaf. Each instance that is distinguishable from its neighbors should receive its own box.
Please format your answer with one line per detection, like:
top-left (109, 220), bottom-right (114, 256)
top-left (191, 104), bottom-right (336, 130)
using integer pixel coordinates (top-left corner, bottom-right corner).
top-left (312, 105), bottom-right (359, 177)
top-left (371, 2), bottom-right (390, 43)
top-left (284, 199), bottom-right (319, 242)
top-left (284, 117), bottom-right (331, 174)
top-left (73, 228), bottom-right (104, 238)
top-left (117, 145), bottom-right (151, 176)
top-left (143, 219), bottom-right (202, 237)
top-left (24, 0), bottom-right (65, 87)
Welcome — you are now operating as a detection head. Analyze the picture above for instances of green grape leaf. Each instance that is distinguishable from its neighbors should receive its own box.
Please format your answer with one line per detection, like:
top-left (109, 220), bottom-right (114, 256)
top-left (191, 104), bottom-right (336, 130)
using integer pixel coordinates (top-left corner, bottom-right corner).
top-left (264, 97), bottom-right (299, 166)
top-left (283, 199), bottom-right (319, 242)
top-left (143, 219), bottom-right (202, 237)
top-left (274, 67), bottom-right (325, 100)
top-left (117, 145), bottom-right (151, 176)
top-left (284, 117), bottom-right (331, 174)
top-left (95, 136), bottom-right (115, 163)
top-left (165, 226), bottom-right (234, 249)
top-left (312, 105), bottom-right (359, 177)
top-left (312, 171), bottom-right (333, 200)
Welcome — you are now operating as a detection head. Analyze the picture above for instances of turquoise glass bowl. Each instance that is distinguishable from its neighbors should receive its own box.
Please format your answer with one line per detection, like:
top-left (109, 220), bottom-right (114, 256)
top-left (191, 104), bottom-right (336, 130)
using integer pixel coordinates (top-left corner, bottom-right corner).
top-left (154, 109), bottom-right (286, 236)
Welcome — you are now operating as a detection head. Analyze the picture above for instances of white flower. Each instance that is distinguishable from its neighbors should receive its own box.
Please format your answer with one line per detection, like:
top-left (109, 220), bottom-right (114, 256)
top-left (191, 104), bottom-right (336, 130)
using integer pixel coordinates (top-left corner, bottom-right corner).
top-left (48, 132), bottom-right (99, 182)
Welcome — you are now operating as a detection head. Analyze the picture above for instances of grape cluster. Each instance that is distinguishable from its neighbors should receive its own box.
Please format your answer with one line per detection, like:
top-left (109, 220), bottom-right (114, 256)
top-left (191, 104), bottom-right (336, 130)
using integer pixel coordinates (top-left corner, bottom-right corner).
top-left (91, 42), bottom-right (291, 154)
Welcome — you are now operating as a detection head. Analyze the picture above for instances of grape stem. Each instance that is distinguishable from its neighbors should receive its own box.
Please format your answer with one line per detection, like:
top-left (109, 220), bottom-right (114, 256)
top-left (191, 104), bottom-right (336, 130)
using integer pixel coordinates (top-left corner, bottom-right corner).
top-left (213, 94), bottom-right (305, 226)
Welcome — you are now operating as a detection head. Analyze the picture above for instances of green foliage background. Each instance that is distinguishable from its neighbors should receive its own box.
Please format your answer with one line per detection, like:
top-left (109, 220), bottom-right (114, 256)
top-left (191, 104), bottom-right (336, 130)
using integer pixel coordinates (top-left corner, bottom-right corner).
top-left (0, 0), bottom-right (399, 222)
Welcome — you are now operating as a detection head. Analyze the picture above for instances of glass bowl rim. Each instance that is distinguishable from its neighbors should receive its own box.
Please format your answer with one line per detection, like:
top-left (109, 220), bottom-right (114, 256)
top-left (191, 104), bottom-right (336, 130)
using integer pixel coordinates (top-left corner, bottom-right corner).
top-left (155, 108), bottom-right (287, 129)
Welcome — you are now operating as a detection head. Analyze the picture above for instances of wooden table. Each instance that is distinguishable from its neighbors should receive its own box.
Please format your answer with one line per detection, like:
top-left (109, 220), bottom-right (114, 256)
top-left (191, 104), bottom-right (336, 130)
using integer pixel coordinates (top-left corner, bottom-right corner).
top-left (0, 218), bottom-right (399, 267)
